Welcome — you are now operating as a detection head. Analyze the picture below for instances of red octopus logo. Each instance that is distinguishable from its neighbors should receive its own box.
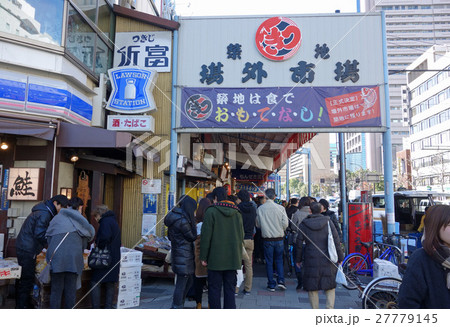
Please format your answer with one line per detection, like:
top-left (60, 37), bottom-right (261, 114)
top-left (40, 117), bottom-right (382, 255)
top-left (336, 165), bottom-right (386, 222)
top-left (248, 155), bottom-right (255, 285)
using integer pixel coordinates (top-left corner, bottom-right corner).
top-left (255, 17), bottom-right (302, 61)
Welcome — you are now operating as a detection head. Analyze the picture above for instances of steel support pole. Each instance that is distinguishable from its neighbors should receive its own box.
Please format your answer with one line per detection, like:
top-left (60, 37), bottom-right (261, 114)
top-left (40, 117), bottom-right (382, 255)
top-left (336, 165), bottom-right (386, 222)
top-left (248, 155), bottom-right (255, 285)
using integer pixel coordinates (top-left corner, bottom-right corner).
top-left (339, 133), bottom-right (348, 253)
top-left (286, 158), bottom-right (290, 200)
top-left (307, 149), bottom-right (311, 197)
top-left (169, 16), bottom-right (179, 211)
top-left (382, 11), bottom-right (395, 234)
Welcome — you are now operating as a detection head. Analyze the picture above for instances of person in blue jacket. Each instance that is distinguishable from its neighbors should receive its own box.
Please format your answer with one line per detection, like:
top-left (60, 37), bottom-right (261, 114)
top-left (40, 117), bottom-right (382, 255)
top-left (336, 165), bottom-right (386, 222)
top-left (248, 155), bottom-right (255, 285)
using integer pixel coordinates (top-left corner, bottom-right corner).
top-left (398, 204), bottom-right (450, 309)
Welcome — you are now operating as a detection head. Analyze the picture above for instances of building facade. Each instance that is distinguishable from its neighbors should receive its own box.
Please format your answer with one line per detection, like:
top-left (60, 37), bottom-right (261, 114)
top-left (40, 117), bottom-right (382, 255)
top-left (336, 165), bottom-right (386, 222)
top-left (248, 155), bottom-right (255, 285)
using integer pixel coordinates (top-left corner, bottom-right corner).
top-left (406, 44), bottom-right (450, 192)
top-left (362, 0), bottom-right (450, 172)
top-left (0, 0), bottom-right (178, 256)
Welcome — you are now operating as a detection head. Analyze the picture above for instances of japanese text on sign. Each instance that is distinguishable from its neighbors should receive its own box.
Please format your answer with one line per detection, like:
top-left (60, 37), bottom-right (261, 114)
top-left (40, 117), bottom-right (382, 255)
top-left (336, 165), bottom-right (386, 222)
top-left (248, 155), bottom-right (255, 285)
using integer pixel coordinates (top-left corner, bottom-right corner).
top-left (113, 31), bottom-right (172, 72)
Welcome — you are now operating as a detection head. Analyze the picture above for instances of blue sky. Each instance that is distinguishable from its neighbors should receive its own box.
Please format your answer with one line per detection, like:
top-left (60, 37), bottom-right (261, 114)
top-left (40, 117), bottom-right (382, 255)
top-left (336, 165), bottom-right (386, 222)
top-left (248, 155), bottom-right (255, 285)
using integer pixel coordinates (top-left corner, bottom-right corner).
top-left (174, 0), bottom-right (365, 16)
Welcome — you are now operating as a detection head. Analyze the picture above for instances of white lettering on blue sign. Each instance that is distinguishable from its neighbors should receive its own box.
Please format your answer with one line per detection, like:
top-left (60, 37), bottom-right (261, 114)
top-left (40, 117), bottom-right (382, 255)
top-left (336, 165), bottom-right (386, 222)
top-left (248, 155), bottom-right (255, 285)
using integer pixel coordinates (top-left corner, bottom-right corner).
top-left (106, 67), bottom-right (158, 114)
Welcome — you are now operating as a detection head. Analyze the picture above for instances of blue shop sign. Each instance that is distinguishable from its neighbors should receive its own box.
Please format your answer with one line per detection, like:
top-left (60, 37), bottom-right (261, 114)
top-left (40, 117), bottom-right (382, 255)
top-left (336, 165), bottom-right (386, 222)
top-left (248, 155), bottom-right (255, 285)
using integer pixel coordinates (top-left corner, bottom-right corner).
top-left (143, 194), bottom-right (158, 214)
top-left (106, 67), bottom-right (158, 114)
top-left (3, 169), bottom-right (9, 187)
top-left (1, 188), bottom-right (9, 210)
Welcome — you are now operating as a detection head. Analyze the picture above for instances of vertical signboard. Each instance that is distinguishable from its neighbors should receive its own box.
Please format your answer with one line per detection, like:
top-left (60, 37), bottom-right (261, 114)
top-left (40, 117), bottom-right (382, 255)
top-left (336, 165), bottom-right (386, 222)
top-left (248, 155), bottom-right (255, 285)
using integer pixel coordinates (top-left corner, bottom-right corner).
top-left (348, 203), bottom-right (373, 258)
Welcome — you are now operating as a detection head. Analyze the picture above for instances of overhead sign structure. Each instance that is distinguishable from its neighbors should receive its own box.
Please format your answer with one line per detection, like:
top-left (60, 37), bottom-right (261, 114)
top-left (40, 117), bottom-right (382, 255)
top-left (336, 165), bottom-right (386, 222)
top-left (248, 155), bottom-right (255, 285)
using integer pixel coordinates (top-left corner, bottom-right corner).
top-left (107, 115), bottom-right (155, 132)
top-left (106, 67), bottom-right (158, 114)
top-left (176, 14), bottom-right (386, 132)
top-left (113, 31), bottom-right (172, 72)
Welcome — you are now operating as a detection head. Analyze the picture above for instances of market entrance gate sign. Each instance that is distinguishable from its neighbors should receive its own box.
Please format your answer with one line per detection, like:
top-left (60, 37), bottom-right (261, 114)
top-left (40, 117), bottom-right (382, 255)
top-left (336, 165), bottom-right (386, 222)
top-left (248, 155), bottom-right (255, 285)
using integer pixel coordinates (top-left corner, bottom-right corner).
top-left (176, 13), bottom-right (387, 133)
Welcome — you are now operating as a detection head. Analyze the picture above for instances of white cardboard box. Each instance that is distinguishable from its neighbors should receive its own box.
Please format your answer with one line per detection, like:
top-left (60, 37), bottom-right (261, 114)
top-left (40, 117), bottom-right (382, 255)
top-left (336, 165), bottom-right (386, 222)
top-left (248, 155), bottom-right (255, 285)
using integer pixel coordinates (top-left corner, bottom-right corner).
top-left (373, 258), bottom-right (401, 279)
top-left (0, 264), bottom-right (22, 279)
top-left (118, 279), bottom-right (142, 294)
top-left (119, 265), bottom-right (142, 282)
top-left (120, 247), bottom-right (143, 267)
top-left (117, 292), bottom-right (140, 309)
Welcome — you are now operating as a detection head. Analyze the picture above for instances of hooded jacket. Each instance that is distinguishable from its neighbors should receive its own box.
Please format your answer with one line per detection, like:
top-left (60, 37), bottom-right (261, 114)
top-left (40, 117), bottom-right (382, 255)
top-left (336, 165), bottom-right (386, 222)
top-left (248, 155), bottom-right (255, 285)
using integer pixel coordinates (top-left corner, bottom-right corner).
top-left (237, 200), bottom-right (257, 240)
top-left (295, 214), bottom-right (344, 291)
top-left (164, 196), bottom-right (197, 275)
top-left (16, 200), bottom-right (58, 255)
top-left (45, 208), bottom-right (95, 275)
top-left (200, 201), bottom-right (244, 271)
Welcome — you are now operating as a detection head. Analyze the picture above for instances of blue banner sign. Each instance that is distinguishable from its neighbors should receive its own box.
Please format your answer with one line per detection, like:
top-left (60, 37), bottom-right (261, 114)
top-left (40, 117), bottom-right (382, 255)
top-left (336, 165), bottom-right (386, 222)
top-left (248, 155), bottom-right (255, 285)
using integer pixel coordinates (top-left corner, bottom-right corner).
top-left (0, 72), bottom-right (93, 125)
top-left (180, 86), bottom-right (381, 129)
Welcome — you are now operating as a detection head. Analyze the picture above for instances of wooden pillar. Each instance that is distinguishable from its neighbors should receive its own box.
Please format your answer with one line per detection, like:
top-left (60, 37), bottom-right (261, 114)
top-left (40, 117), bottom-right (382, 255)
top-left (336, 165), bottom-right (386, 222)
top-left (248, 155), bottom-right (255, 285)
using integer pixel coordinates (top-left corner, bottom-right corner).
top-left (114, 175), bottom-right (124, 229)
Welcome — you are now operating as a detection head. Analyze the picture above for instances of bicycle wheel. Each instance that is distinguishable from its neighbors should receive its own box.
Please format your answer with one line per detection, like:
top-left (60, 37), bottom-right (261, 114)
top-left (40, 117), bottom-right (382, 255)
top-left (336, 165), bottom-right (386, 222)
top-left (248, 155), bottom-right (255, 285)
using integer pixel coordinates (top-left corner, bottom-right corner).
top-left (342, 254), bottom-right (370, 290)
top-left (362, 276), bottom-right (402, 309)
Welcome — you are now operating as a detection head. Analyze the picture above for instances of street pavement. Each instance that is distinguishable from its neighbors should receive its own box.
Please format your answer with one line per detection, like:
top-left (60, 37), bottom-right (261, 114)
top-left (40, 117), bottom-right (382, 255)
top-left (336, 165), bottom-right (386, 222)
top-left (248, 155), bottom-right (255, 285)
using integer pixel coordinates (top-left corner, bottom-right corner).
top-left (136, 262), bottom-right (363, 309)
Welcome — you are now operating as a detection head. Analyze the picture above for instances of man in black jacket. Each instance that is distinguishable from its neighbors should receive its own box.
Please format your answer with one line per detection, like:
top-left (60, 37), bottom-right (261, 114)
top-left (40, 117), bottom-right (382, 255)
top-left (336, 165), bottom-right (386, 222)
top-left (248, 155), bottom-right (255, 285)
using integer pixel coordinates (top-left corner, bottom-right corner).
top-left (236, 189), bottom-right (256, 295)
top-left (15, 194), bottom-right (68, 309)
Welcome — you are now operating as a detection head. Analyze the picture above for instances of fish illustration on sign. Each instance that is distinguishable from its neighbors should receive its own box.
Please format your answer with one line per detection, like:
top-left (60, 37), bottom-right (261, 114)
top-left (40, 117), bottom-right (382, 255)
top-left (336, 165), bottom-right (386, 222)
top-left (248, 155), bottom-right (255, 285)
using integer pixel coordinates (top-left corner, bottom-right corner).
top-left (361, 87), bottom-right (377, 111)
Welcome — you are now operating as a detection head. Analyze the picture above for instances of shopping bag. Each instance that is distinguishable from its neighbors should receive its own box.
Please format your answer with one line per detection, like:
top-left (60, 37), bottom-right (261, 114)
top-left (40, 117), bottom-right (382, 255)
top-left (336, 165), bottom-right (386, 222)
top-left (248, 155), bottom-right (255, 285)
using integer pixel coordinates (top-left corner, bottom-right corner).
top-left (88, 246), bottom-right (112, 269)
top-left (335, 264), bottom-right (348, 286)
top-left (236, 266), bottom-right (244, 287)
top-left (38, 264), bottom-right (51, 284)
top-left (328, 221), bottom-right (338, 263)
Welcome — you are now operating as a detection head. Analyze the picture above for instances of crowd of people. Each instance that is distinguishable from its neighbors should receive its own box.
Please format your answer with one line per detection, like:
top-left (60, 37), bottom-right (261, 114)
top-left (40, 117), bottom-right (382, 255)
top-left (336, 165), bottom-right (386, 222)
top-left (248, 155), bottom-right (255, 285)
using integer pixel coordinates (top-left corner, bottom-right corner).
top-left (164, 187), bottom-right (347, 309)
top-left (15, 194), bottom-right (121, 309)
top-left (12, 186), bottom-right (450, 309)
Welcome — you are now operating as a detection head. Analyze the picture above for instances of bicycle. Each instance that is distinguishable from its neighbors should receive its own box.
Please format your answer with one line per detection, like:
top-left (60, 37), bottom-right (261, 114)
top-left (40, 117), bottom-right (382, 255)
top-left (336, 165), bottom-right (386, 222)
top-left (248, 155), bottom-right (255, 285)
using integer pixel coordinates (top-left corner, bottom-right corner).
top-left (360, 274), bottom-right (403, 309)
top-left (342, 241), bottom-right (402, 290)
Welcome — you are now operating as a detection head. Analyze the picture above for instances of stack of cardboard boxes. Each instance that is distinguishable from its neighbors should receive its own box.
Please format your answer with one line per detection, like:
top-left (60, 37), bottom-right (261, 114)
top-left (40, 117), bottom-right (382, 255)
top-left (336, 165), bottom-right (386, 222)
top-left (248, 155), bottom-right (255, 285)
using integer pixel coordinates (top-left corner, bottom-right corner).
top-left (118, 247), bottom-right (143, 309)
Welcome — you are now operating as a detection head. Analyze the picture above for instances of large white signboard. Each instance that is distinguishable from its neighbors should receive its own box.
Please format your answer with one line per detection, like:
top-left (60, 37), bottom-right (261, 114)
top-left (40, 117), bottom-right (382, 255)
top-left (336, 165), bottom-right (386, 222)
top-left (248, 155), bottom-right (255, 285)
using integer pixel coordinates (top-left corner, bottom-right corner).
top-left (113, 31), bottom-right (172, 72)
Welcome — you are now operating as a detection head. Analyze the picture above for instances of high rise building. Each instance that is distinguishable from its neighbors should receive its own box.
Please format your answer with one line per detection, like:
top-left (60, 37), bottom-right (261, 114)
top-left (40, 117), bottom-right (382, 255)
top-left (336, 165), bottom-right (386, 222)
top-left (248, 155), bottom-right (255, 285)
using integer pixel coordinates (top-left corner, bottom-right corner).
top-left (406, 44), bottom-right (450, 192)
top-left (359, 0), bottom-right (450, 172)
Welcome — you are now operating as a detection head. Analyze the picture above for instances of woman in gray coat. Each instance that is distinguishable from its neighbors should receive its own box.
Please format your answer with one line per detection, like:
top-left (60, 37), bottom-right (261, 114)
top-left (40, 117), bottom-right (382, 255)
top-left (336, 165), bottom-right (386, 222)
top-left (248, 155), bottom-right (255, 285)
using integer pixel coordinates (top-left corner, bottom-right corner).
top-left (45, 197), bottom-right (95, 309)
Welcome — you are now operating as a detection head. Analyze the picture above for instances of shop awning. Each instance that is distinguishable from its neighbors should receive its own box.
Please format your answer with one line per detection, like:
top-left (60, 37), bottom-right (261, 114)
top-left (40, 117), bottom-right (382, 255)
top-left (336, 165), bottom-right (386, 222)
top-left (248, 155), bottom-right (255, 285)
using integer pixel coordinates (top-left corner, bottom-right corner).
top-left (184, 159), bottom-right (218, 180)
top-left (57, 122), bottom-right (133, 148)
top-left (0, 116), bottom-right (57, 141)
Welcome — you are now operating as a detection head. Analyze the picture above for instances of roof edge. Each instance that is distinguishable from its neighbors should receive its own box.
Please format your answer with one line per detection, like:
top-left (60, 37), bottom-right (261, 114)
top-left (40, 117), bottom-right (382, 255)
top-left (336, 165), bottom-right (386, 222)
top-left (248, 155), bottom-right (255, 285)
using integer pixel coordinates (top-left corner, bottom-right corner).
top-left (113, 4), bottom-right (179, 31)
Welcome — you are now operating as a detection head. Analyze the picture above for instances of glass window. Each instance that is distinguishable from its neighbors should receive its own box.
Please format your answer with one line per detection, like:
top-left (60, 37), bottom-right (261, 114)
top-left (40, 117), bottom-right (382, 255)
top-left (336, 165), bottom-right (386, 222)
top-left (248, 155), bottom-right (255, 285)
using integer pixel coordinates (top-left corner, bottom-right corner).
top-left (0, 0), bottom-right (64, 45)
top-left (97, 0), bottom-right (114, 37)
top-left (72, 0), bottom-right (97, 24)
top-left (95, 37), bottom-right (112, 75)
top-left (67, 4), bottom-right (97, 70)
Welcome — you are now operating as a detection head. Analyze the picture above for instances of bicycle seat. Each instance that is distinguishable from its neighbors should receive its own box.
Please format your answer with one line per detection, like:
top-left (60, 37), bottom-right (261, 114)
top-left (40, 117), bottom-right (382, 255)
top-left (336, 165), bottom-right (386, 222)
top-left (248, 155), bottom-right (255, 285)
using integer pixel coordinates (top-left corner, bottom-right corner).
top-left (361, 242), bottom-right (372, 249)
